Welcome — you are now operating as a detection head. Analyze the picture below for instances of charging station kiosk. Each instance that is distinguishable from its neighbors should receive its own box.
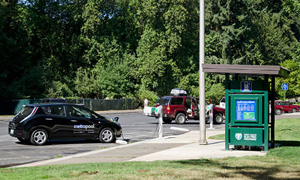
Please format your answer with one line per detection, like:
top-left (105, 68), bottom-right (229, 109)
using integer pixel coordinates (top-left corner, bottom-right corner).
top-left (226, 80), bottom-right (269, 150)
top-left (202, 64), bottom-right (289, 151)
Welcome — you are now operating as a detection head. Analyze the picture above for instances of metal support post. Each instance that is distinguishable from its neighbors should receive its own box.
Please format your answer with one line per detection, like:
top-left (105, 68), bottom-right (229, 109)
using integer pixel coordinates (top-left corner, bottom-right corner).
top-left (271, 76), bottom-right (275, 148)
top-left (225, 73), bottom-right (229, 150)
top-left (158, 105), bottom-right (163, 139)
top-left (199, 0), bottom-right (207, 145)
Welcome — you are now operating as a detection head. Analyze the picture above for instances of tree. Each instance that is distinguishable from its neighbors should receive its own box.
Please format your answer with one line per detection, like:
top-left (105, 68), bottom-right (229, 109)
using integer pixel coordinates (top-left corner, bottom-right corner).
top-left (1, 0), bottom-right (300, 104)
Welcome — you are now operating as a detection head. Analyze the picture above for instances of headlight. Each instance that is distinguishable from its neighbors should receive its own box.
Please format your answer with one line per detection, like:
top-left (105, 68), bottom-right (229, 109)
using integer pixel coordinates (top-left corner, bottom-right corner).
top-left (108, 118), bottom-right (120, 125)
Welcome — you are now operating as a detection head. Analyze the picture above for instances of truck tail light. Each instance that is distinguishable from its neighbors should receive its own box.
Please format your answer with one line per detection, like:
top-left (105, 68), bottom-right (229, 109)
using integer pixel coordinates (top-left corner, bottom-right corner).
top-left (167, 105), bottom-right (170, 114)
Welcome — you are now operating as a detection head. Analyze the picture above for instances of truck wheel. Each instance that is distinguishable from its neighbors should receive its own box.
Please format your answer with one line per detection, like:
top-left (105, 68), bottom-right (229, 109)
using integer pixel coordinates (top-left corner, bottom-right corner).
top-left (214, 113), bottom-right (223, 124)
top-left (163, 118), bottom-right (172, 124)
top-left (175, 113), bottom-right (186, 124)
top-left (275, 109), bottom-right (281, 115)
top-left (30, 129), bottom-right (48, 145)
top-left (292, 108), bottom-right (297, 113)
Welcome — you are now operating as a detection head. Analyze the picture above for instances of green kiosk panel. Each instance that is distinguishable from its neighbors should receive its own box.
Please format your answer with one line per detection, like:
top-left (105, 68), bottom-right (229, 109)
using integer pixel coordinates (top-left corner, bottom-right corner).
top-left (226, 80), bottom-right (269, 151)
top-left (230, 128), bottom-right (264, 146)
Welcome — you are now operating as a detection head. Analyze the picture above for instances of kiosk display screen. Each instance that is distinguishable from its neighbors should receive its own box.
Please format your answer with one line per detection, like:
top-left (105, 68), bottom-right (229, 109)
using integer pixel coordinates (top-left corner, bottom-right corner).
top-left (236, 100), bottom-right (257, 121)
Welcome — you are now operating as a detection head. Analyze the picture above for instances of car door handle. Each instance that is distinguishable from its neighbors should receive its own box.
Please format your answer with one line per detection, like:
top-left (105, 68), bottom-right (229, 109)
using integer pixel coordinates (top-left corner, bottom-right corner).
top-left (45, 118), bottom-right (53, 121)
top-left (71, 120), bottom-right (78, 122)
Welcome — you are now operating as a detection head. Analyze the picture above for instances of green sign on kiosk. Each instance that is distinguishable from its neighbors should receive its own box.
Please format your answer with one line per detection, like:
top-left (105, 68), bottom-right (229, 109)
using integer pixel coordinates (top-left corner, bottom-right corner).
top-left (236, 100), bottom-right (256, 120)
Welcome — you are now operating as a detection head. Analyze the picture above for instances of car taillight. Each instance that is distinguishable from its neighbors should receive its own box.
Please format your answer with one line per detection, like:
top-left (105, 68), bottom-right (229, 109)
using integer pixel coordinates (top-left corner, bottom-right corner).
top-left (167, 105), bottom-right (170, 114)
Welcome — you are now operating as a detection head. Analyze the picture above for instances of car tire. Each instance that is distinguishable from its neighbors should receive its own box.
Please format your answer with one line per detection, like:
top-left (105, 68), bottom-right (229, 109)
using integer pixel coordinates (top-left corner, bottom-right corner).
top-left (175, 113), bottom-right (186, 124)
top-left (30, 129), bottom-right (48, 145)
top-left (275, 109), bottom-right (281, 115)
top-left (292, 108), bottom-right (297, 113)
top-left (99, 127), bottom-right (115, 143)
top-left (214, 113), bottom-right (223, 124)
top-left (163, 118), bottom-right (172, 124)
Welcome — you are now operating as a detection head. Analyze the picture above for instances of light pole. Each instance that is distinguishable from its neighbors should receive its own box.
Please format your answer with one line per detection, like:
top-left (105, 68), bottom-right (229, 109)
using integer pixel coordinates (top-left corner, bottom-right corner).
top-left (199, 0), bottom-right (207, 145)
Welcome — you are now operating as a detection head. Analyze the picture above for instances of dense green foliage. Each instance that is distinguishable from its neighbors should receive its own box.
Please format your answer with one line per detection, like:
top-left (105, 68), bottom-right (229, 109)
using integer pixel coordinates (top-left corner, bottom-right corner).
top-left (1, 0), bottom-right (300, 104)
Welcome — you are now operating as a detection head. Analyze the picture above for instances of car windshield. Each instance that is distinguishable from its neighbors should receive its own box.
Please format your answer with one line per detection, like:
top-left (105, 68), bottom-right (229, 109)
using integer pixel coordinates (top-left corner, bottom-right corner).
top-left (159, 97), bottom-right (171, 106)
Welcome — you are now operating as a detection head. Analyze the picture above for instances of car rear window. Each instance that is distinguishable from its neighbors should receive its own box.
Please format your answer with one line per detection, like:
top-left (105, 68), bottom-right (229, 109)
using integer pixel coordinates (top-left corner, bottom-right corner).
top-left (19, 106), bottom-right (34, 118)
top-left (13, 106), bottom-right (34, 123)
top-left (159, 97), bottom-right (171, 106)
top-left (171, 98), bottom-right (184, 105)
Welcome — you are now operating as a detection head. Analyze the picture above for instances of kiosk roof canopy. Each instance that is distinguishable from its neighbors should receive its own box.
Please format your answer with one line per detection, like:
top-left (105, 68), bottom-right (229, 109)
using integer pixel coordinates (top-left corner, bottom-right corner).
top-left (202, 64), bottom-right (289, 77)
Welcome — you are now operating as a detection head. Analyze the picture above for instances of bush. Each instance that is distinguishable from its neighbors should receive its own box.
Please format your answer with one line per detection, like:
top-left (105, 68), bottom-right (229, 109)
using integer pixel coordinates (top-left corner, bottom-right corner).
top-left (137, 87), bottom-right (159, 107)
top-left (205, 83), bottom-right (225, 104)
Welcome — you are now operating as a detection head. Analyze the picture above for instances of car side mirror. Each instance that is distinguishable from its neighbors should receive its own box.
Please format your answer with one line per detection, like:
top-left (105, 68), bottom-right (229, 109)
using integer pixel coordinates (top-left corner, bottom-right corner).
top-left (113, 117), bottom-right (119, 122)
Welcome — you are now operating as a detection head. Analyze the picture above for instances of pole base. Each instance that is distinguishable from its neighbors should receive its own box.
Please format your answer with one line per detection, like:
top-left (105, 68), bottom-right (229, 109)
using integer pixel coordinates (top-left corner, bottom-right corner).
top-left (199, 140), bottom-right (208, 145)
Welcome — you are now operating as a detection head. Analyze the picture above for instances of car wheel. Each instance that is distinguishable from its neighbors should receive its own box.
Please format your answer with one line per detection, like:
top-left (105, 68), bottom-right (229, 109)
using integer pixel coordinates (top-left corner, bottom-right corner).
top-left (175, 113), bottom-right (186, 124)
top-left (163, 118), bottom-right (172, 124)
top-left (30, 129), bottom-right (48, 145)
top-left (292, 108), bottom-right (297, 113)
top-left (275, 109), bottom-right (281, 115)
top-left (99, 127), bottom-right (115, 143)
top-left (214, 113), bottom-right (223, 124)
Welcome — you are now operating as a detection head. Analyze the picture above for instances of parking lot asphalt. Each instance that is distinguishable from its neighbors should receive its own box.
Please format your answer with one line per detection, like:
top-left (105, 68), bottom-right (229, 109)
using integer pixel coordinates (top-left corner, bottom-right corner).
top-left (15, 129), bottom-right (266, 167)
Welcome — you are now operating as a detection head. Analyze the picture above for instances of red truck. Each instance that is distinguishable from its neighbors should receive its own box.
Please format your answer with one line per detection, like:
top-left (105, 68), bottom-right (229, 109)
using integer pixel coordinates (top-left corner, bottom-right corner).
top-left (155, 96), bottom-right (225, 124)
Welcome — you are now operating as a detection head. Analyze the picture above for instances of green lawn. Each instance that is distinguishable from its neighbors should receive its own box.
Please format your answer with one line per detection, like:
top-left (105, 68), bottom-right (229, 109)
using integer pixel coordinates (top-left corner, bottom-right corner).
top-left (0, 119), bottom-right (299, 180)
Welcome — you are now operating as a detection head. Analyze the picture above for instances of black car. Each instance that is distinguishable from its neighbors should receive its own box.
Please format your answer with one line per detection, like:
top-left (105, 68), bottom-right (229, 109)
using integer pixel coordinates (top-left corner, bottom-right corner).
top-left (8, 103), bottom-right (122, 145)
